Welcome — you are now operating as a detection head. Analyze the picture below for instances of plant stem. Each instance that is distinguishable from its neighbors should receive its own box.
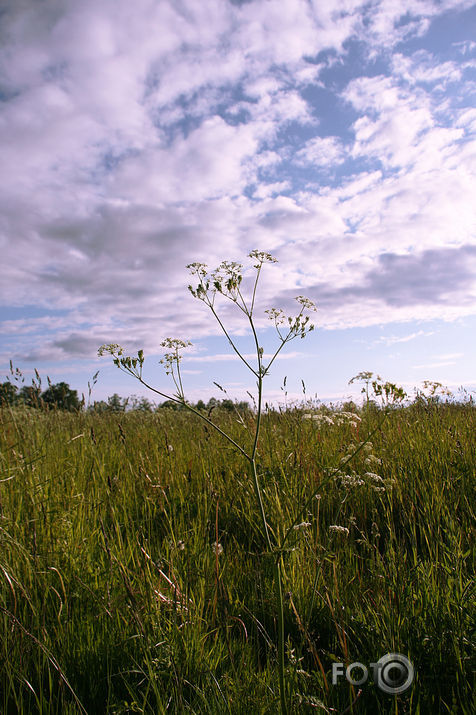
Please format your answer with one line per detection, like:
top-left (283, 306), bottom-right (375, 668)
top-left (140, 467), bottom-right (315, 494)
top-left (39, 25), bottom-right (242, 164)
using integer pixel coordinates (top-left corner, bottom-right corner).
top-left (275, 558), bottom-right (288, 715)
top-left (248, 346), bottom-right (288, 714)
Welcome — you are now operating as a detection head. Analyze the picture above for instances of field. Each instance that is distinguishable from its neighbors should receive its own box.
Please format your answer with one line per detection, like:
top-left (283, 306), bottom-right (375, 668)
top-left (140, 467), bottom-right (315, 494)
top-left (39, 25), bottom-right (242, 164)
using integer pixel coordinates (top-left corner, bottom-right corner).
top-left (0, 401), bottom-right (474, 714)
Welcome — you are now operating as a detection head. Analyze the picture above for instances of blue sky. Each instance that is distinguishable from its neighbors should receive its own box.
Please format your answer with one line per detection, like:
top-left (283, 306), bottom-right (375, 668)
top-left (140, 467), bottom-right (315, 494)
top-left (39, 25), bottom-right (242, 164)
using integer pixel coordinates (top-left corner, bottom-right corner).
top-left (0, 0), bottom-right (475, 406)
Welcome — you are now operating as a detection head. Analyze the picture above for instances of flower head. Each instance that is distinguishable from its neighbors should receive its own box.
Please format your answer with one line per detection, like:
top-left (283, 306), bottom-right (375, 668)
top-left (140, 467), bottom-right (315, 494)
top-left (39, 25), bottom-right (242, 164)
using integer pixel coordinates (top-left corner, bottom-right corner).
top-left (329, 525), bottom-right (350, 536)
top-left (248, 249), bottom-right (278, 267)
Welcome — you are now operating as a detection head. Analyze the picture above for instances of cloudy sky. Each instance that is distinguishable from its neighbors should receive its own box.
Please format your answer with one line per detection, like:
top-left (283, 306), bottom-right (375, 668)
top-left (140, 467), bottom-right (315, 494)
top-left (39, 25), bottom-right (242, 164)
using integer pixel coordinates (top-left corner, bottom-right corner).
top-left (1, 0), bottom-right (475, 406)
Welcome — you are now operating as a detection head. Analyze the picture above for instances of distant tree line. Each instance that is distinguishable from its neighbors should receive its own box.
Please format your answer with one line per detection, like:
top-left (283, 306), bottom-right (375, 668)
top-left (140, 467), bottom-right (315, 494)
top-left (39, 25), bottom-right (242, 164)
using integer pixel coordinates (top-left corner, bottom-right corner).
top-left (1, 369), bottom-right (471, 414)
top-left (88, 394), bottom-right (251, 414)
top-left (0, 380), bottom-right (81, 411)
top-left (0, 380), bottom-right (250, 414)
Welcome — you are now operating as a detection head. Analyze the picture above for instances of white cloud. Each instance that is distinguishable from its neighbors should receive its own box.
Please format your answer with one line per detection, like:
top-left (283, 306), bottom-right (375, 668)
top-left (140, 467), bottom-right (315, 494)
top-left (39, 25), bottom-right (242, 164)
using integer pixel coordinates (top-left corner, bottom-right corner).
top-left (185, 351), bottom-right (306, 363)
top-left (412, 360), bottom-right (458, 369)
top-left (0, 0), bottom-right (475, 366)
top-left (294, 136), bottom-right (345, 167)
top-left (378, 330), bottom-right (435, 345)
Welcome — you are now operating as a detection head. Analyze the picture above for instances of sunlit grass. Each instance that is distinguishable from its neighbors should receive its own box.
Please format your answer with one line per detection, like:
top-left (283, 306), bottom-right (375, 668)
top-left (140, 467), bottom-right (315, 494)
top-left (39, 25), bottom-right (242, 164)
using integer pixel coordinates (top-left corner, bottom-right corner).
top-left (0, 401), bottom-right (474, 713)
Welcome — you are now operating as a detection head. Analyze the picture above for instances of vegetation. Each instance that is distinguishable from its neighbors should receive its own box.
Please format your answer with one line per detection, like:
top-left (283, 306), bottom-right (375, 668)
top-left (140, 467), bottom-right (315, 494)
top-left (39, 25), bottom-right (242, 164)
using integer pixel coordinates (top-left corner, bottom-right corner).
top-left (98, 250), bottom-right (318, 715)
top-left (0, 380), bottom-right (249, 416)
top-left (0, 375), bottom-right (81, 412)
top-left (0, 399), bottom-right (474, 713)
top-left (1, 253), bottom-right (473, 713)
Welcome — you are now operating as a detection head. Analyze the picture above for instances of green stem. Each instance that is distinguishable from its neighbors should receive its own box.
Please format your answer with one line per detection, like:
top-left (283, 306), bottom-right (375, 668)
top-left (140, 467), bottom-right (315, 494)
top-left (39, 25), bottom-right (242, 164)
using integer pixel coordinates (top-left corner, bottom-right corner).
top-left (275, 558), bottom-right (288, 715)
top-left (207, 302), bottom-right (258, 376)
top-left (135, 376), bottom-right (250, 460)
top-left (248, 333), bottom-right (288, 714)
top-left (250, 458), bottom-right (272, 552)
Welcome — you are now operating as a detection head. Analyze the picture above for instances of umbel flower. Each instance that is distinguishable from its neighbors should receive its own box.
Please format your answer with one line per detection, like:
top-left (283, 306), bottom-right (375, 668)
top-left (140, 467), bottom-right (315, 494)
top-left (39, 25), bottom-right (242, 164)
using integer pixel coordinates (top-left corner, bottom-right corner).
top-left (99, 249), bottom-right (321, 715)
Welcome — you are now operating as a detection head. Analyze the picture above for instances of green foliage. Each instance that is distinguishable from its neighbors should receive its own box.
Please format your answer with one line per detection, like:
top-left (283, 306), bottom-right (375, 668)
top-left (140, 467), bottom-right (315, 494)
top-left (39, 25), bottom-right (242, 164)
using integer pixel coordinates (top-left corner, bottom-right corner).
top-left (107, 393), bottom-right (128, 412)
top-left (18, 384), bottom-right (43, 408)
top-left (0, 381), bottom-right (18, 406)
top-left (349, 371), bottom-right (407, 407)
top-left (41, 381), bottom-right (81, 412)
top-left (99, 250), bottom-right (318, 714)
top-left (0, 403), bottom-right (474, 713)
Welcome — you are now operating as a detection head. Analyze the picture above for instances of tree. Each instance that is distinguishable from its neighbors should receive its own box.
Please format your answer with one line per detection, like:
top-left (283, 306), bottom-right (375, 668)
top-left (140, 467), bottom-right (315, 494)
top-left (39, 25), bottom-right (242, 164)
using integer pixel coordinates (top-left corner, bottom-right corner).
top-left (0, 381), bottom-right (18, 406)
top-left (128, 395), bottom-right (155, 411)
top-left (107, 393), bottom-right (127, 412)
top-left (41, 382), bottom-right (81, 411)
top-left (88, 400), bottom-right (109, 414)
top-left (157, 399), bottom-right (185, 410)
top-left (18, 385), bottom-right (43, 408)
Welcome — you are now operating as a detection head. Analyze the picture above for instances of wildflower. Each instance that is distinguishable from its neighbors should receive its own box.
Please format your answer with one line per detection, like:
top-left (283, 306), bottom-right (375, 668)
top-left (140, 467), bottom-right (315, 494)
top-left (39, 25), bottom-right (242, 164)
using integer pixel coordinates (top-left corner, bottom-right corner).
top-left (365, 454), bottom-right (382, 466)
top-left (295, 295), bottom-right (318, 311)
top-left (160, 338), bottom-right (192, 350)
top-left (248, 249), bottom-right (278, 266)
top-left (176, 540), bottom-right (185, 550)
top-left (365, 472), bottom-right (384, 482)
top-left (329, 525), bottom-right (350, 536)
top-left (167, 444), bottom-right (174, 452)
top-left (340, 411), bottom-right (361, 421)
top-left (302, 413), bottom-right (334, 425)
top-left (335, 473), bottom-right (365, 488)
top-left (293, 522), bottom-right (311, 531)
top-left (313, 414), bottom-right (334, 425)
top-left (98, 343), bottom-right (123, 357)
top-left (265, 307), bottom-right (286, 325)
top-left (211, 543), bottom-right (223, 556)
top-left (186, 262), bottom-right (208, 277)
top-left (371, 522), bottom-right (381, 538)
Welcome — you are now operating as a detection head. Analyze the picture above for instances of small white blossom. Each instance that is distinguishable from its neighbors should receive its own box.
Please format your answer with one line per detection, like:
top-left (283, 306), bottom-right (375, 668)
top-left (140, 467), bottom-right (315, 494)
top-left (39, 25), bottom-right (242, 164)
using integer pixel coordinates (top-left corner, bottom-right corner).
top-left (365, 455), bottom-right (382, 466)
top-left (329, 525), bottom-right (350, 536)
top-left (293, 522), bottom-right (311, 531)
top-left (302, 413), bottom-right (334, 425)
top-left (248, 249), bottom-right (278, 266)
top-left (335, 473), bottom-right (365, 488)
top-left (365, 472), bottom-right (384, 482)
top-left (211, 543), bottom-right (223, 556)
top-left (295, 295), bottom-right (317, 311)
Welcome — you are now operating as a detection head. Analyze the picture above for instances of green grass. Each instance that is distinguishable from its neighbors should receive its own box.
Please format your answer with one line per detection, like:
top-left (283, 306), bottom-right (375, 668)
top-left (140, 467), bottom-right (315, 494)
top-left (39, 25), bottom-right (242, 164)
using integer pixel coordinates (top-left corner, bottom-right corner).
top-left (0, 402), bottom-right (474, 713)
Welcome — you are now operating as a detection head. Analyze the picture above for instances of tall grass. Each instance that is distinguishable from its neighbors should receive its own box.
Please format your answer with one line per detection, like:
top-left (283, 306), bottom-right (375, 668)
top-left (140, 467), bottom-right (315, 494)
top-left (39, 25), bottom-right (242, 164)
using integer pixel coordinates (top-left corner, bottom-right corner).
top-left (0, 400), bottom-right (474, 713)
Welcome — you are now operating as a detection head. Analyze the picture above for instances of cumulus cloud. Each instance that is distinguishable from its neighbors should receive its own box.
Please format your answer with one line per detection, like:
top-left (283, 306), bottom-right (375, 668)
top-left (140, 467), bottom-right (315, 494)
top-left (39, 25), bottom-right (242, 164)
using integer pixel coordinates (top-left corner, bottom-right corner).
top-left (0, 0), bottom-right (474, 366)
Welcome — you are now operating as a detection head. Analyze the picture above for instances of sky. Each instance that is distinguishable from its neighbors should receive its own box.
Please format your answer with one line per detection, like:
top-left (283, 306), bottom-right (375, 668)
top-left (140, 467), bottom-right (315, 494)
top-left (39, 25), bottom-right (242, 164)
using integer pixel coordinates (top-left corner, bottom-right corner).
top-left (0, 0), bottom-right (475, 407)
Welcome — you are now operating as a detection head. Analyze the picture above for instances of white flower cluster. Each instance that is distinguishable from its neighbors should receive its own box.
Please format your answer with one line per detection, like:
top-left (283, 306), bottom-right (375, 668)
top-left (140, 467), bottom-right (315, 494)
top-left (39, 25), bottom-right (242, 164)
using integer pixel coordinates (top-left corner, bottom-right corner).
top-left (334, 411), bottom-right (362, 428)
top-left (364, 453), bottom-right (382, 467)
top-left (334, 473), bottom-right (365, 488)
top-left (302, 413), bottom-right (334, 425)
top-left (302, 411), bottom-right (361, 428)
top-left (248, 249), bottom-right (278, 267)
top-left (293, 521), bottom-right (311, 531)
top-left (329, 525), bottom-right (350, 536)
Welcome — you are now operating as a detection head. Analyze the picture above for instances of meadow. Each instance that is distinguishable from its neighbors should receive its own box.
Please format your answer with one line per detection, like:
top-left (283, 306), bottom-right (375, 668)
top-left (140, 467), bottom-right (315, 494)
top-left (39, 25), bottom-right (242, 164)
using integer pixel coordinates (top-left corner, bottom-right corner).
top-left (0, 399), bottom-right (474, 714)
